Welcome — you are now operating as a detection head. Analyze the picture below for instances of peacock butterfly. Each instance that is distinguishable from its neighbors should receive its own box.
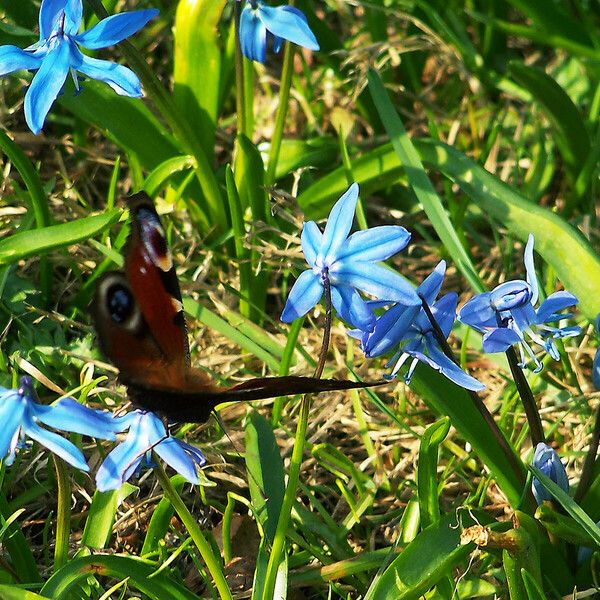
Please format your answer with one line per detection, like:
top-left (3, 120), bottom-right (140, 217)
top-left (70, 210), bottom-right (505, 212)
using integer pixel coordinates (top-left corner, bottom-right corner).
top-left (92, 192), bottom-right (378, 422)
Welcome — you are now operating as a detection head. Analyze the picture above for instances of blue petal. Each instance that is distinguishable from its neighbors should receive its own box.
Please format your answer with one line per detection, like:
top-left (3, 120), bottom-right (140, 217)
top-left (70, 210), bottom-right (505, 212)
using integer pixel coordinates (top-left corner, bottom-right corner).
top-left (73, 49), bottom-right (142, 96)
top-left (280, 269), bottom-right (322, 322)
top-left (39, 0), bottom-right (67, 39)
top-left (423, 341), bottom-right (486, 391)
top-left (25, 39), bottom-right (71, 134)
top-left (458, 292), bottom-right (495, 332)
top-left (330, 284), bottom-right (375, 331)
top-left (301, 220), bottom-right (322, 267)
top-left (481, 327), bottom-right (522, 353)
top-left (34, 398), bottom-right (118, 440)
top-left (524, 234), bottom-right (538, 305)
top-left (532, 442), bottom-right (569, 505)
top-left (0, 46), bottom-right (43, 76)
top-left (332, 261), bottom-right (418, 306)
top-left (258, 5), bottom-right (319, 51)
top-left (320, 183), bottom-right (359, 262)
top-left (363, 303), bottom-right (421, 358)
top-left (240, 6), bottom-right (267, 63)
top-left (154, 438), bottom-right (203, 484)
top-left (64, 0), bottom-right (83, 36)
top-left (338, 226), bottom-right (411, 263)
top-left (417, 261), bottom-right (446, 305)
top-left (95, 437), bottom-right (145, 492)
top-left (490, 280), bottom-right (532, 312)
top-left (0, 392), bottom-right (26, 460)
top-left (510, 302), bottom-right (537, 333)
top-left (535, 291), bottom-right (578, 324)
top-left (430, 292), bottom-right (458, 339)
top-left (75, 10), bottom-right (159, 50)
top-left (23, 416), bottom-right (89, 471)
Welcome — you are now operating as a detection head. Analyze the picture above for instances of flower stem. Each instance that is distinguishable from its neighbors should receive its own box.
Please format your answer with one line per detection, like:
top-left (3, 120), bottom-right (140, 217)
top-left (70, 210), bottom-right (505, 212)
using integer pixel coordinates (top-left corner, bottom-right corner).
top-left (233, 1), bottom-right (247, 137)
top-left (262, 283), bottom-right (332, 599)
top-left (265, 39), bottom-right (295, 185)
top-left (418, 293), bottom-right (526, 488)
top-left (85, 0), bottom-right (228, 233)
top-left (154, 463), bottom-right (233, 600)
top-left (504, 346), bottom-right (546, 446)
top-left (52, 456), bottom-right (70, 572)
top-left (574, 401), bottom-right (600, 502)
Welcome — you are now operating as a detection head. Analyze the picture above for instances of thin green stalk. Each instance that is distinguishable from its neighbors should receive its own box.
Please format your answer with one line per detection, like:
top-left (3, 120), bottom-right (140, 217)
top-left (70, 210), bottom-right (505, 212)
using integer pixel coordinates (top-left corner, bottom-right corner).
top-left (504, 346), bottom-right (546, 447)
top-left (338, 129), bottom-right (368, 230)
top-left (265, 40), bottom-right (295, 185)
top-left (85, 0), bottom-right (228, 233)
top-left (233, 1), bottom-right (247, 137)
top-left (52, 456), bottom-right (70, 571)
top-left (154, 463), bottom-right (232, 600)
top-left (418, 294), bottom-right (527, 489)
top-left (262, 284), bottom-right (333, 599)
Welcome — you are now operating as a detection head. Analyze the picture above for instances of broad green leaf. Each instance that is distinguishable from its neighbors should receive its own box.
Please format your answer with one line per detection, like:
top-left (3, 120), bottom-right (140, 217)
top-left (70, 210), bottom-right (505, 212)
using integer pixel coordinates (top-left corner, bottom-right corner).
top-left (417, 418), bottom-right (450, 530)
top-left (41, 555), bottom-right (201, 599)
top-left (266, 137), bottom-right (339, 180)
top-left (365, 512), bottom-right (475, 599)
top-left (245, 412), bottom-right (285, 543)
top-left (81, 485), bottom-right (137, 550)
top-left (0, 586), bottom-right (47, 600)
top-left (508, 62), bottom-right (590, 183)
top-left (144, 155), bottom-right (196, 196)
top-left (173, 0), bottom-right (227, 154)
top-left (0, 210), bottom-right (121, 265)
top-left (521, 569), bottom-right (547, 600)
top-left (297, 138), bottom-right (600, 319)
top-left (367, 69), bottom-right (484, 293)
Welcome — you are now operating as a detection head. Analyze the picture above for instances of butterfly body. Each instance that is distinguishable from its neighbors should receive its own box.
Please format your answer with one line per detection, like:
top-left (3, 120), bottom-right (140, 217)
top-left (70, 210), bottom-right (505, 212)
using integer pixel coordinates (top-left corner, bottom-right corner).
top-left (92, 193), bottom-right (378, 422)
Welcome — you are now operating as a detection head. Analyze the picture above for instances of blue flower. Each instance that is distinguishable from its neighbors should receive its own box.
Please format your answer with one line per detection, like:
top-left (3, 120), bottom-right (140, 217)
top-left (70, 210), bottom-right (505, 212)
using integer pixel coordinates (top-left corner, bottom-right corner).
top-left (531, 442), bottom-right (569, 505)
top-left (593, 314), bottom-right (600, 390)
top-left (239, 0), bottom-right (319, 64)
top-left (281, 183), bottom-right (418, 331)
top-left (96, 411), bottom-right (206, 492)
top-left (0, 0), bottom-right (158, 134)
top-left (355, 262), bottom-right (485, 391)
top-left (0, 377), bottom-right (119, 471)
top-left (459, 235), bottom-right (580, 372)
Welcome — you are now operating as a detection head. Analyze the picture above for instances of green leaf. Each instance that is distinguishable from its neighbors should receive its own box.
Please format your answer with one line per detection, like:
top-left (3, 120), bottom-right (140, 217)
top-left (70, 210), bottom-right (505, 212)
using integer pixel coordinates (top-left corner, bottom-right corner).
top-left (418, 418), bottom-right (450, 530)
top-left (367, 67), bottom-right (485, 293)
top-left (529, 465), bottom-right (600, 548)
top-left (0, 586), bottom-right (48, 600)
top-left (81, 485), bottom-right (137, 550)
top-left (173, 0), bottom-right (227, 154)
top-left (0, 210), bottom-right (121, 265)
top-left (245, 412), bottom-right (285, 543)
top-left (365, 512), bottom-right (475, 599)
top-left (521, 569), bottom-right (547, 600)
top-left (143, 155), bottom-right (196, 196)
top-left (41, 555), bottom-right (201, 599)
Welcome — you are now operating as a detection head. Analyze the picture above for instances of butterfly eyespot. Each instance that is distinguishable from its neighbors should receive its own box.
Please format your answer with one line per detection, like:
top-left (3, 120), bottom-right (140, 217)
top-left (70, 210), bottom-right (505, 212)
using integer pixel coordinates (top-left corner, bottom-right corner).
top-left (107, 284), bottom-right (134, 323)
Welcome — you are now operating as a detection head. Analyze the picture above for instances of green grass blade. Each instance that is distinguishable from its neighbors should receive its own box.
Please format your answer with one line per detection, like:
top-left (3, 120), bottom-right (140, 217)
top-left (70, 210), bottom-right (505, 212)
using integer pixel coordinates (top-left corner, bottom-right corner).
top-left (0, 210), bottom-right (121, 266)
top-left (144, 155), bottom-right (196, 196)
top-left (367, 68), bottom-right (484, 292)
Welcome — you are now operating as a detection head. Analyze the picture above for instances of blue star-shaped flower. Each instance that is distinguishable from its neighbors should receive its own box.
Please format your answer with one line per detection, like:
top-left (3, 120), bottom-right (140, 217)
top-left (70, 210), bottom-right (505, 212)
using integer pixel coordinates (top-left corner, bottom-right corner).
top-left (531, 442), bottom-right (569, 505)
top-left (95, 410), bottom-right (206, 492)
top-left (281, 183), bottom-right (419, 331)
top-left (458, 235), bottom-right (580, 372)
top-left (0, 0), bottom-right (158, 134)
top-left (0, 377), bottom-right (119, 471)
top-left (356, 262), bottom-right (485, 391)
top-left (239, 0), bottom-right (319, 64)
